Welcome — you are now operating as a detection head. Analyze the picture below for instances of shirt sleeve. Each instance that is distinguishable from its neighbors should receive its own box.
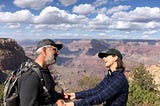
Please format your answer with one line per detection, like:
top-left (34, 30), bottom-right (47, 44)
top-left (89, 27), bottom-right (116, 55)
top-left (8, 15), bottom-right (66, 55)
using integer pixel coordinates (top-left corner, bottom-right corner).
top-left (74, 76), bottom-right (125, 106)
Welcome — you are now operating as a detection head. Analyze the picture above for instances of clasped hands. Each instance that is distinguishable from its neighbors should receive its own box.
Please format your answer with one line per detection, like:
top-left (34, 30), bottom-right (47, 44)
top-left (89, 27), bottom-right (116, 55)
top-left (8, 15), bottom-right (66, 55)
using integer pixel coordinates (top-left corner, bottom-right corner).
top-left (56, 93), bottom-right (75, 106)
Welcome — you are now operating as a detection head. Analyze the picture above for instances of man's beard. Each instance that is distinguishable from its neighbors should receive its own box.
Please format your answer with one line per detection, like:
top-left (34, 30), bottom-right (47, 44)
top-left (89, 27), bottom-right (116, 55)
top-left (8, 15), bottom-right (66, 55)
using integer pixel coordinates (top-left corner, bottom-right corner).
top-left (45, 53), bottom-right (57, 66)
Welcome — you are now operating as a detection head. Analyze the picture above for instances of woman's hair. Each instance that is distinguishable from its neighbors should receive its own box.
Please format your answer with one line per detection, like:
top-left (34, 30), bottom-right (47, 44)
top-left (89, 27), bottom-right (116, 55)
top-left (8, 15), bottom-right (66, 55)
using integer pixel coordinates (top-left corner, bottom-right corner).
top-left (113, 55), bottom-right (125, 70)
top-left (116, 58), bottom-right (125, 70)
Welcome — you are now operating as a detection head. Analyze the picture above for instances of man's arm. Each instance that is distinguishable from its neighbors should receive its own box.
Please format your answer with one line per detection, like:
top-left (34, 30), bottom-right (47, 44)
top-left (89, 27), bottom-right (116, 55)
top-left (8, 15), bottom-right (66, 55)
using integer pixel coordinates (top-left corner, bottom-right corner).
top-left (19, 72), bottom-right (40, 106)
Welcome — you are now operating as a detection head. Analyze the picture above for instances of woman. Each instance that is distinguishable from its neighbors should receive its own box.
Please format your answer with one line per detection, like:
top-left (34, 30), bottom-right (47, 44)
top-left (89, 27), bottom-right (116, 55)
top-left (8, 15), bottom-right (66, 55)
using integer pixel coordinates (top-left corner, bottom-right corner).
top-left (65, 48), bottom-right (129, 106)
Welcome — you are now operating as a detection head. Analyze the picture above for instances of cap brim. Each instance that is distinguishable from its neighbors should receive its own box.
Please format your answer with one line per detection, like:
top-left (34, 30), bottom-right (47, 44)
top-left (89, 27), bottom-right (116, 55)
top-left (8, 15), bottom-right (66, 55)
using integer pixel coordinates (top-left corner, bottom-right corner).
top-left (54, 44), bottom-right (63, 50)
top-left (98, 53), bottom-right (107, 58)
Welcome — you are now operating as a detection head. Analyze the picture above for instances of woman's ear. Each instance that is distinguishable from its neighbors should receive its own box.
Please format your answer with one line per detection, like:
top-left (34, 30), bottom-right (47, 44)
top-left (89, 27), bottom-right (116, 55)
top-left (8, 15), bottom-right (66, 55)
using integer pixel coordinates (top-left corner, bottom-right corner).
top-left (114, 55), bottom-right (118, 61)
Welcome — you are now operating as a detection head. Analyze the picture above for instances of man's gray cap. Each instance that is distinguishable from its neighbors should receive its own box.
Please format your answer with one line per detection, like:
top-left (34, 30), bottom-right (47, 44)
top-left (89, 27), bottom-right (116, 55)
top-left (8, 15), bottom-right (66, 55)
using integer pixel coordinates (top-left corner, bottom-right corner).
top-left (36, 39), bottom-right (63, 50)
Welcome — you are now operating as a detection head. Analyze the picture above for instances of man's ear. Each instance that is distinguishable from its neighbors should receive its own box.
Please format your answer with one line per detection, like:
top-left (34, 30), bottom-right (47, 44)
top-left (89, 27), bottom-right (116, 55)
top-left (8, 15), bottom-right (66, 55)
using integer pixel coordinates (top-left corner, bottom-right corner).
top-left (41, 47), bottom-right (47, 56)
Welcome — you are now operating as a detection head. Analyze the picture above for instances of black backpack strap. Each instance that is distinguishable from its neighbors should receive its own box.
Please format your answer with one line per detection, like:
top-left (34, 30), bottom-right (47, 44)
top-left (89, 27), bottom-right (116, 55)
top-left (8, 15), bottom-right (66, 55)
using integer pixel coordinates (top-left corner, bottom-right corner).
top-left (32, 67), bottom-right (51, 98)
top-left (32, 67), bottom-right (44, 87)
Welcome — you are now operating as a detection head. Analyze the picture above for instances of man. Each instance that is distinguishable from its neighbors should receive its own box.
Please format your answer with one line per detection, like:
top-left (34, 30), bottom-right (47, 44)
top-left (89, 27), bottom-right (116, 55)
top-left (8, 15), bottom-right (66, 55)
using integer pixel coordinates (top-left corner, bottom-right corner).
top-left (18, 39), bottom-right (65, 106)
top-left (65, 48), bottom-right (129, 106)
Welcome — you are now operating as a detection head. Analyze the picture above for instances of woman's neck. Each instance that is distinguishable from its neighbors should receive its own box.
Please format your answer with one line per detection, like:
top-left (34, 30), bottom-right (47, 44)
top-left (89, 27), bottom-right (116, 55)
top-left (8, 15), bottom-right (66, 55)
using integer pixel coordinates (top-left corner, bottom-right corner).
top-left (110, 62), bottom-right (117, 71)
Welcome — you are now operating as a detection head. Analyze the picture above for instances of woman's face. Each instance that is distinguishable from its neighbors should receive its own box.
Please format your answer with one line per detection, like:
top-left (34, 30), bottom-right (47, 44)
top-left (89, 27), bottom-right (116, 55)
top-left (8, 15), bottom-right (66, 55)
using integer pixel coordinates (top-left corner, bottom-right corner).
top-left (103, 55), bottom-right (117, 68)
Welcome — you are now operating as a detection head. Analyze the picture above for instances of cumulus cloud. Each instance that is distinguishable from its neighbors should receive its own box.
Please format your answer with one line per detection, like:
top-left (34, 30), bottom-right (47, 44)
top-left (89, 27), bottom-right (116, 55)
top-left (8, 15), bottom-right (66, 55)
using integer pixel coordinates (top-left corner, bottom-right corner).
top-left (143, 30), bottom-right (157, 35)
top-left (59, 0), bottom-right (77, 6)
top-left (89, 14), bottom-right (110, 25)
top-left (73, 4), bottom-right (95, 15)
top-left (107, 5), bottom-right (130, 14)
top-left (97, 7), bottom-right (107, 14)
top-left (0, 6), bottom-right (88, 30)
top-left (88, 14), bottom-right (110, 30)
top-left (5, 23), bottom-right (21, 29)
top-left (34, 6), bottom-right (87, 25)
top-left (108, 21), bottom-right (132, 30)
top-left (110, 7), bottom-right (160, 31)
top-left (0, 10), bottom-right (34, 23)
top-left (13, 0), bottom-right (53, 9)
top-left (0, 4), bottom-right (160, 37)
top-left (112, 7), bottom-right (160, 23)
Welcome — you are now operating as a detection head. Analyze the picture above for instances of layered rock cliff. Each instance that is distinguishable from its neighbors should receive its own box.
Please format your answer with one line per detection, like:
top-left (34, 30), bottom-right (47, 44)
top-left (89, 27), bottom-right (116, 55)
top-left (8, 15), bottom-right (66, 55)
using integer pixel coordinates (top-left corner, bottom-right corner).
top-left (0, 38), bottom-right (26, 71)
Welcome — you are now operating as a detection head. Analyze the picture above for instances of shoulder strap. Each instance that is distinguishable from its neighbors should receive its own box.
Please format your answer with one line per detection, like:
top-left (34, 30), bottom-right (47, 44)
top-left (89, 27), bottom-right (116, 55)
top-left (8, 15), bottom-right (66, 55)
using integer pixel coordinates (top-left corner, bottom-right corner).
top-left (32, 66), bottom-right (51, 98)
top-left (32, 67), bottom-right (44, 87)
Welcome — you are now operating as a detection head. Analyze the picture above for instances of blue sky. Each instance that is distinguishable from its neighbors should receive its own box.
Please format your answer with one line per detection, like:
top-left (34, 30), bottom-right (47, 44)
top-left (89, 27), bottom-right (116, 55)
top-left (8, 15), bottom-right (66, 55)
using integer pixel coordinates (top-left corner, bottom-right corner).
top-left (0, 0), bottom-right (160, 40)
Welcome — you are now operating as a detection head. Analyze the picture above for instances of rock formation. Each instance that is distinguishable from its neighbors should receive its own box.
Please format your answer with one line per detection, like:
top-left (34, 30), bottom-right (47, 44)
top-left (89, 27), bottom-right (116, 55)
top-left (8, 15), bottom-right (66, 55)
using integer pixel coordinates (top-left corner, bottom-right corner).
top-left (0, 38), bottom-right (26, 71)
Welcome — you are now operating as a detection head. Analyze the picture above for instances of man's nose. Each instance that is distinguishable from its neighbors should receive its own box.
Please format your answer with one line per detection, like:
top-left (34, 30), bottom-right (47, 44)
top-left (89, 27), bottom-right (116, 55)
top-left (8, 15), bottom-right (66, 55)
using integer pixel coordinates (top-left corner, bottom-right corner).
top-left (55, 51), bottom-right (59, 56)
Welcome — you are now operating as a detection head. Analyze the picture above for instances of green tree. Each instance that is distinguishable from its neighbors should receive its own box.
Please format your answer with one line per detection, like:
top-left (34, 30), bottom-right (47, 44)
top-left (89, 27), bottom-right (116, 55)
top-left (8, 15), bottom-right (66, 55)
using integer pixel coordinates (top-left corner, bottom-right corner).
top-left (78, 75), bottom-right (100, 90)
top-left (127, 64), bottom-right (160, 106)
top-left (132, 64), bottom-right (156, 91)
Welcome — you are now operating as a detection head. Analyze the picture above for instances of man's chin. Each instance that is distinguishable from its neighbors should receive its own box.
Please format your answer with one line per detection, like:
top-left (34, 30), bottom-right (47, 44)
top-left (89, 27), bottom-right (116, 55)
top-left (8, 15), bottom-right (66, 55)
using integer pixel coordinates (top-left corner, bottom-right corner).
top-left (46, 60), bottom-right (56, 66)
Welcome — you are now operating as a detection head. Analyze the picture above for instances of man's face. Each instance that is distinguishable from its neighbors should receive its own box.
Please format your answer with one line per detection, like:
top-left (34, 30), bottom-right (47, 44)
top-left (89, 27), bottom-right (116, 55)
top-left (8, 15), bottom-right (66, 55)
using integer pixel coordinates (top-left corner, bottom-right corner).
top-left (45, 46), bottom-right (58, 66)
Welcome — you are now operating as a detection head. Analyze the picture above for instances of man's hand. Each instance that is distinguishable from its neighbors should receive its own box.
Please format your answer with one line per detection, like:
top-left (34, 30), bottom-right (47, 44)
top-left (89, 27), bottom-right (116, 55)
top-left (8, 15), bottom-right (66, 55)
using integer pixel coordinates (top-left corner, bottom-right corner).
top-left (64, 93), bottom-right (75, 100)
top-left (56, 99), bottom-right (66, 106)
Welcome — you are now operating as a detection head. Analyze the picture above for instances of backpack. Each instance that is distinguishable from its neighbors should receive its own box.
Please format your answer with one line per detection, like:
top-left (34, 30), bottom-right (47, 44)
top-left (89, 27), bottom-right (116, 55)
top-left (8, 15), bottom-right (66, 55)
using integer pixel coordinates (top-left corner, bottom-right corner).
top-left (3, 59), bottom-right (49, 106)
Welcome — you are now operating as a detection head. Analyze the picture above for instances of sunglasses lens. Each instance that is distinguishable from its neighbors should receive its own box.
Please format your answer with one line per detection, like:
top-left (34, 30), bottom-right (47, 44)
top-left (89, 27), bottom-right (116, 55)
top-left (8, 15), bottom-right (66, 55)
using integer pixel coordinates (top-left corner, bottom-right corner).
top-left (53, 48), bottom-right (58, 52)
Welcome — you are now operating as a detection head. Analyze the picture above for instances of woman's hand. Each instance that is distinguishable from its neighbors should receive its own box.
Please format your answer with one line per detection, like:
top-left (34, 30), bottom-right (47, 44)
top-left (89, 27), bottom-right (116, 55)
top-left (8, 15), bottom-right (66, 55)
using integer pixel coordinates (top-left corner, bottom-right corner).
top-left (65, 102), bottom-right (74, 106)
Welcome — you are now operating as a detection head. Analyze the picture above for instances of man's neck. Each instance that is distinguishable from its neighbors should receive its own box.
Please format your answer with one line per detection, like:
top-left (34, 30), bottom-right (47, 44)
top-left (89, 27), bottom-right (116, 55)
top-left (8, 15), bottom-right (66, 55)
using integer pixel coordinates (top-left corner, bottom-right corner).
top-left (35, 56), bottom-right (47, 69)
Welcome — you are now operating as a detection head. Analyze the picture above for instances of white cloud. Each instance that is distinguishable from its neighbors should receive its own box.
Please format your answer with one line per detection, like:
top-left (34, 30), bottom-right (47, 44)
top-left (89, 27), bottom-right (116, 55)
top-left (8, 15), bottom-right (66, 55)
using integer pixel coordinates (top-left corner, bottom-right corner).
top-left (5, 23), bottom-right (21, 29)
top-left (99, 33), bottom-right (106, 36)
top-left (0, 10), bottom-right (34, 23)
top-left (13, 0), bottom-right (53, 10)
top-left (73, 4), bottom-right (95, 15)
top-left (143, 30), bottom-right (157, 35)
top-left (89, 14), bottom-right (109, 25)
top-left (107, 5), bottom-right (130, 14)
top-left (140, 21), bottom-right (160, 29)
top-left (97, 7), bottom-right (107, 14)
top-left (112, 7), bottom-right (160, 22)
top-left (0, 4), bottom-right (160, 39)
top-left (0, 6), bottom-right (87, 31)
top-left (34, 6), bottom-right (87, 25)
top-left (59, 0), bottom-right (77, 6)
top-left (108, 21), bottom-right (131, 30)
top-left (110, 7), bottom-right (160, 31)
top-left (88, 14), bottom-right (110, 30)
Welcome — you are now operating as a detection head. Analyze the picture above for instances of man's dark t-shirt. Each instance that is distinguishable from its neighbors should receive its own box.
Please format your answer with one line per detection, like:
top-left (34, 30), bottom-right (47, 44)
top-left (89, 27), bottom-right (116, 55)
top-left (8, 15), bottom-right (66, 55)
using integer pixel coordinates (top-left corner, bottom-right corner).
top-left (18, 62), bottom-right (61, 106)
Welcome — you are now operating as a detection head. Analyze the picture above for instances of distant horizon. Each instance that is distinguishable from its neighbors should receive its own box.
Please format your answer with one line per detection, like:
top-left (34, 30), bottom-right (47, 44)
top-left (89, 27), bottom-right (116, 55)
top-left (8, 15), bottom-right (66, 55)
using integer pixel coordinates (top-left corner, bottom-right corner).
top-left (1, 37), bottom-right (160, 42)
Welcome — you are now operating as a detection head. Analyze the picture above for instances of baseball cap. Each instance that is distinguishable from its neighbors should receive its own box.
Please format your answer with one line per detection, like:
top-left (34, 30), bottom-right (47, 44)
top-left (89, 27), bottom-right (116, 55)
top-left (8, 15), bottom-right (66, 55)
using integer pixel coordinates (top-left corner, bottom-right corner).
top-left (98, 48), bottom-right (122, 60)
top-left (36, 39), bottom-right (63, 50)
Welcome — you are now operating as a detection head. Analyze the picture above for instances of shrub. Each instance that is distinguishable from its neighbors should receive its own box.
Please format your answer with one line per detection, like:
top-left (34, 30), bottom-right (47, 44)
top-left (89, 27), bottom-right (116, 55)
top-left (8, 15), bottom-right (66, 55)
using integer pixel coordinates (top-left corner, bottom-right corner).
top-left (127, 64), bottom-right (160, 106)
top-left (78, 75), bottom-right (100, 90)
